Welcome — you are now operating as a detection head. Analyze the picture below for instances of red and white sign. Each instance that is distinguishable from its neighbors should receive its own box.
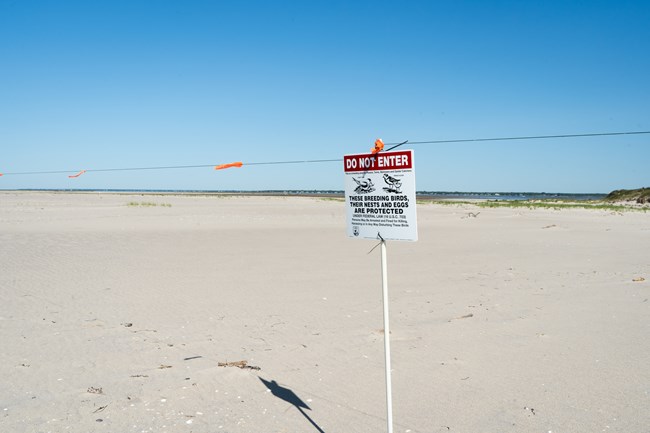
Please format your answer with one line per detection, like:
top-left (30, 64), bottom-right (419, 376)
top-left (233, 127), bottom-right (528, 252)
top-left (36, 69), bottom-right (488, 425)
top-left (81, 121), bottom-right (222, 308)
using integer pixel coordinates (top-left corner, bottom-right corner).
top-left (344, 150), bottom-right (413, 172)
top-left (344, 150), bottom-right (418, 242)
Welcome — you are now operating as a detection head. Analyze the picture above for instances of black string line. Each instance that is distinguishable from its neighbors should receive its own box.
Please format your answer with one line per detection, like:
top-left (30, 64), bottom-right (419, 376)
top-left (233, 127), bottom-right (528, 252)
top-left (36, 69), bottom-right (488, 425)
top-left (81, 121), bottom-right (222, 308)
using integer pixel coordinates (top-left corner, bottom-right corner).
top-left (1, 130), bottom-right (648, 176)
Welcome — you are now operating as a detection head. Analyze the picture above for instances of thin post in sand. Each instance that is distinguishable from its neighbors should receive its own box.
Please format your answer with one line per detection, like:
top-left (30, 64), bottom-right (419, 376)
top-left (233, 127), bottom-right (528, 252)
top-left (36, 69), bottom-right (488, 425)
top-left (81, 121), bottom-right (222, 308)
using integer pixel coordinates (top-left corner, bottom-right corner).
top-left (380, 238), bottom-right (394, 433)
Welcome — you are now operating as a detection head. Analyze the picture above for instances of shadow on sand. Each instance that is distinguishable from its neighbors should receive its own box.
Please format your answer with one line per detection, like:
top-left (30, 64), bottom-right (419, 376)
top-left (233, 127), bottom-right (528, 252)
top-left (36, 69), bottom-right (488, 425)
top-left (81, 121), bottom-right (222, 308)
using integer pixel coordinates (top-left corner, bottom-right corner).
top-left (259, 377), bottom-right (325, 433)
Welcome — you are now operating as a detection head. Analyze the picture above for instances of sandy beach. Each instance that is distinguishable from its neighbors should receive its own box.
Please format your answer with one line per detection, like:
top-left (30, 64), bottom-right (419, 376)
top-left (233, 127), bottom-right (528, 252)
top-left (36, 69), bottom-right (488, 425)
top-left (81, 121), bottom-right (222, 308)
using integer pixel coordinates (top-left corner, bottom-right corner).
top-left (1, 191), bottom-right (648, 433)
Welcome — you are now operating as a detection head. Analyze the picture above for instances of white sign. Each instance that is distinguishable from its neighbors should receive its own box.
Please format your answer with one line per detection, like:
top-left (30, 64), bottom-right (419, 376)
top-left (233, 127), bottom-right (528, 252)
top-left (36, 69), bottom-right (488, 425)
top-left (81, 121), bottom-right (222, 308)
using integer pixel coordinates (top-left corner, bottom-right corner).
top-left (344, 150), bottom-right (418, 241)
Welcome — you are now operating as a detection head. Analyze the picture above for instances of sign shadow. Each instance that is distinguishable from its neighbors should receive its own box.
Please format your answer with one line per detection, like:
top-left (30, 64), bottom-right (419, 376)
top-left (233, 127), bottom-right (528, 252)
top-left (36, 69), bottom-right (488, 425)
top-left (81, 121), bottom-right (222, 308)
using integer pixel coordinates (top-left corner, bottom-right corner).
top-left (259, 377), bottom-right (326, 433)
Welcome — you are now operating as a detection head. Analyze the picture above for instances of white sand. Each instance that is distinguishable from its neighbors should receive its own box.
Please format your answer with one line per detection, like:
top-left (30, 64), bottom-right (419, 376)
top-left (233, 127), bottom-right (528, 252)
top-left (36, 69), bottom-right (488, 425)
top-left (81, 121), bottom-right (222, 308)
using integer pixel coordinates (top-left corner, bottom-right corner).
top-left (1, 192), bottom-right (648, 433)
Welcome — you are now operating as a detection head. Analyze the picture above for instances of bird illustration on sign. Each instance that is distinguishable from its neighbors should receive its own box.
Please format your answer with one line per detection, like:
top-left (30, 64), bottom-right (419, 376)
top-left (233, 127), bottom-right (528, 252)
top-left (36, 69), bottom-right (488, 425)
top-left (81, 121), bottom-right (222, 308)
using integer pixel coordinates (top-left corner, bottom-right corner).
top-left (382, 173), bottom-right (402, 193)
top-left (352, 177), bottom-right (375, 194)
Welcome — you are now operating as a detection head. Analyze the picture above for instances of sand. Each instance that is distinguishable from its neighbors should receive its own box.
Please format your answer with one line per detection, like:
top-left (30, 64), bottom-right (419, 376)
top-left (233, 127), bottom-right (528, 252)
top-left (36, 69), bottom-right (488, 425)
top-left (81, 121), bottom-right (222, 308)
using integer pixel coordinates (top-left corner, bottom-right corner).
top-left (1, 191), bottom-right (648, 433)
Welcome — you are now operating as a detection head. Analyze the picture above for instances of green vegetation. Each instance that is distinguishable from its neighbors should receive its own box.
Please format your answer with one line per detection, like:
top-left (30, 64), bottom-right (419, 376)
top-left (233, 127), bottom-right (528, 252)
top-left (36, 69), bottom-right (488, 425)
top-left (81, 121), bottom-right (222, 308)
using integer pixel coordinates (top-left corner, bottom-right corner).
top-left (417, 200), bottom-right (473, 206)
top-left (418, 199), bottom-right (647, 212)
top-left (604, 187), bottom-right (650, 203)
top-left (127, 201), bottom-right (172, 207)
top-left (474, 200), bottom-right (646, 212)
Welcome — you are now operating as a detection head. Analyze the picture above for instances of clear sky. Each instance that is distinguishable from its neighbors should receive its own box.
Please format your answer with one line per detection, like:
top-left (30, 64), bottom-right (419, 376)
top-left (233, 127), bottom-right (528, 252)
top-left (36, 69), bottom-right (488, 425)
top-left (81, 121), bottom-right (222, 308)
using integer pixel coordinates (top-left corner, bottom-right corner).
top-left (1, 0), bottom-right (648, 193)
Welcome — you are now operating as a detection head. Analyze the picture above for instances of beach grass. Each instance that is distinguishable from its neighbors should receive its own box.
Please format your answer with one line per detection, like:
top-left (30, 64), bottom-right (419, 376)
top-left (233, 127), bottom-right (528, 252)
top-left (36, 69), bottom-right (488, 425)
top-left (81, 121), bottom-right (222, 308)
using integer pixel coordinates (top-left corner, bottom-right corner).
top-left (604, 187), bottom-right (650, 203)
top-left (475, 200), bottom-right (646, 212)
top-left (419, 199), bottom-right (648, 212)
top-left (126, 201), bottom-right (172, 207)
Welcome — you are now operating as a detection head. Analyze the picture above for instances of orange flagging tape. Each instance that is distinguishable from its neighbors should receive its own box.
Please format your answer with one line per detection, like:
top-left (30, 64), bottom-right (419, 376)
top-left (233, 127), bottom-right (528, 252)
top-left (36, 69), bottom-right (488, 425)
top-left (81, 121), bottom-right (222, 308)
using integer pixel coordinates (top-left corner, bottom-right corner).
top-left (371, 138), bottom-right (384, 154)
top-left (68, 170), bottom-right (87, 178)
top-left (214, 161), bottom-right (243, 170)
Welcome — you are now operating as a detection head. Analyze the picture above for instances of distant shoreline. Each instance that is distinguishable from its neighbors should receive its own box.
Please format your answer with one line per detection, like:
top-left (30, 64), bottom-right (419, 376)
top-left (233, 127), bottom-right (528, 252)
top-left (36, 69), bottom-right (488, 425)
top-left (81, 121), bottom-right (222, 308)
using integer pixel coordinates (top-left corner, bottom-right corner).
top-left (0, 189), bottom-right (607, 202)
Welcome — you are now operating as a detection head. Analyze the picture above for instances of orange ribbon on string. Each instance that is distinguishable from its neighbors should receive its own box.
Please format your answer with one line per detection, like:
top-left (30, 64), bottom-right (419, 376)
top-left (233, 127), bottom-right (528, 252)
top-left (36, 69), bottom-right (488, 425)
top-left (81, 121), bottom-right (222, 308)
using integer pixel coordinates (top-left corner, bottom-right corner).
top-left (371, 138), bottom-right (384, 154)
top-left (214, 161), bottom-right (243, 170)
top-left (68, 170), bottom-right (86, 178)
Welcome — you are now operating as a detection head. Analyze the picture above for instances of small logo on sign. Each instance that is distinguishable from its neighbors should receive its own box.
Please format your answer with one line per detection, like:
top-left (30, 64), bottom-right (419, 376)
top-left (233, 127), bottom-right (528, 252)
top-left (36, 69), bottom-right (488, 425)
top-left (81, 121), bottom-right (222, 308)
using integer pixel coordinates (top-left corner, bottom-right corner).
top-left (353, 226), bottom-right (360, 236)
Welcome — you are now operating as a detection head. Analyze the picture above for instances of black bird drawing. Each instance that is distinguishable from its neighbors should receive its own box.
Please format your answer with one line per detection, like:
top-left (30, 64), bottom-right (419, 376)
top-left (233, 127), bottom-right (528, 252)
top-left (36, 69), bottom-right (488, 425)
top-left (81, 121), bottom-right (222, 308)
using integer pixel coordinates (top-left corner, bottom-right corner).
top-left (352, 177), bottom-right (375, 194)
top-left (383, 173), bottom-right (402, 193)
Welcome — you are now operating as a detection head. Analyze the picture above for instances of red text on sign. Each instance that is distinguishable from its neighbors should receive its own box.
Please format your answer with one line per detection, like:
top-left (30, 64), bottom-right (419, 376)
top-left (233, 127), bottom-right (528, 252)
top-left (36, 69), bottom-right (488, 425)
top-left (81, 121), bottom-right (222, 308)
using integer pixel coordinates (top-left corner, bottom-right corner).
top-left (343, 150), bottom-right (412, 172)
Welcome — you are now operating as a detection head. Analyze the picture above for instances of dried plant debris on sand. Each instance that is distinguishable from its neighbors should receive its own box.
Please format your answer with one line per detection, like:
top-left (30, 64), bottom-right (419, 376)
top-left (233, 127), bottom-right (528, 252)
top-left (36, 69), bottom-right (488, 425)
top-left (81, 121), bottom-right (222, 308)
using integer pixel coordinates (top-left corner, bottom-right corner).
top-left (449, 313), bottom-right (474, 322)
top-left (218, 360), bottom-right (261, 371)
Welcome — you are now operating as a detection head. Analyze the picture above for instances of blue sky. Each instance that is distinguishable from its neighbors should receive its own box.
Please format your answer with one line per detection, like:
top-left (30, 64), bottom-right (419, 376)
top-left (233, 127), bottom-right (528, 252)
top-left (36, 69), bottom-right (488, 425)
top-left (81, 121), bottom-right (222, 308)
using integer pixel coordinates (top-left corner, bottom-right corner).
top-left (1, 0), bottom-right (648, 192)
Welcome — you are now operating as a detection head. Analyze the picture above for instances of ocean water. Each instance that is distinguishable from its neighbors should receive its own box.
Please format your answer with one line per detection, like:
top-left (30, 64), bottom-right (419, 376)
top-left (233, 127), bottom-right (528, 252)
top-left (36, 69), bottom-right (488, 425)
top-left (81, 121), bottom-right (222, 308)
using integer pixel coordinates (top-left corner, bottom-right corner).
top-left (7, 189), bottom-right (607, 201)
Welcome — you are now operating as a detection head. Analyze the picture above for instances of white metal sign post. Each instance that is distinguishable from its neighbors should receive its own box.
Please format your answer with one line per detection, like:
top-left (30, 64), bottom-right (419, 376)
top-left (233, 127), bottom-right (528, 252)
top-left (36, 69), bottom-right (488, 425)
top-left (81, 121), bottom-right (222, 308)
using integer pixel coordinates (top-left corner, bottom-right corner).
top-left (344, 149), bottom-right (417, 433)
top-left (379, 238), bottom-right (393, 433)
